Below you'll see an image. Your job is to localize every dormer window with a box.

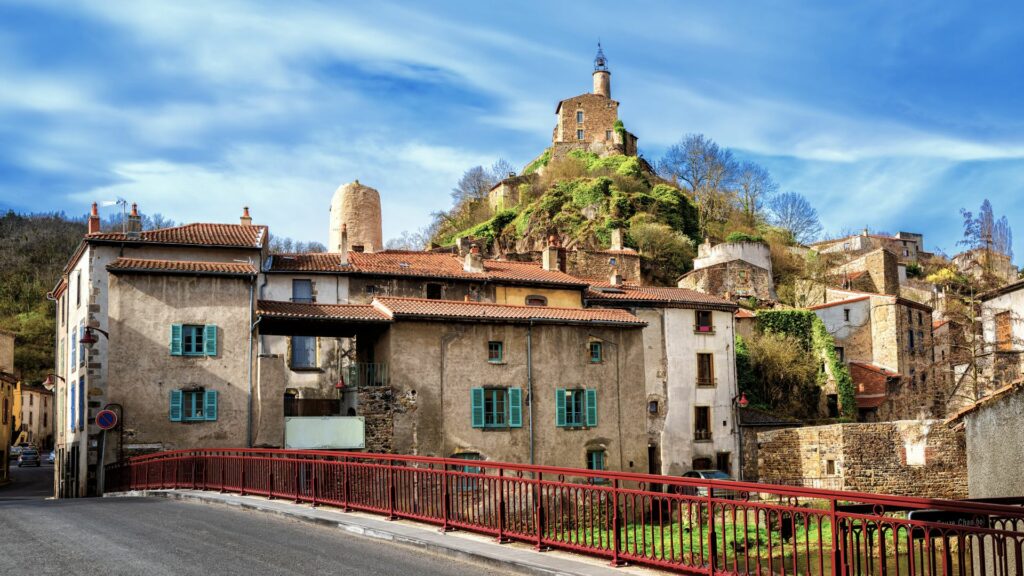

[525,295,547,307]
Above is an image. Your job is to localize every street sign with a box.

[908,510,989,539]
[96,409,118,430]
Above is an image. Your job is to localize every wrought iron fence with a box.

[344,362,388,387]
[105,449,1024,575]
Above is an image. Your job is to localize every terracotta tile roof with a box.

[849,362,899,409]
[87,223,267,248]
[373,297,645,326]
[980,278,1024,301]
[826,288,934,313]
[946,379,1024,424]
[585,284,737,311]
[107,258,257,276]
[735,308,757,319]
[268,251,588,287]
[933,319,949,330]
[256,300,391,322]
[807,296,870,311]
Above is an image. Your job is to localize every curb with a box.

[108,489,652,576]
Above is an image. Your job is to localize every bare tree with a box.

[385,229,430,251]
[489,158,517,181]
[451,166,496,204]
[269,236,326,254]
[656,134,737,237]
[768,192,823,244]
[734,161,777,227]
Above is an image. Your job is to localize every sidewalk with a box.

[108,489,669,576]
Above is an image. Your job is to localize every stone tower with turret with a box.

[551,43,637,157]
[329,180,383,253]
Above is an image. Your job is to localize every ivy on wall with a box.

[756,309,857,419]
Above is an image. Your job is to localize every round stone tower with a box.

[329,180,383,253]
[592,42,611,98]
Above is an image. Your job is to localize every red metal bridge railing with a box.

[104,449,1024,575]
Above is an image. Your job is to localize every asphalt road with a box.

[0,464,512,576]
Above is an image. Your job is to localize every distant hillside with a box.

[438,149,701,284]
[0,211,86,383]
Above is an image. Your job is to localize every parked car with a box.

[9,445,22,460]
[18,448,41,467]
[671,470,738,499]
[46,451,55,464]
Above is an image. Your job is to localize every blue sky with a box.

[2,1,1023,260]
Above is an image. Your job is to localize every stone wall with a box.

[0,330,13,374]
[555,93,619,147]
[329,181,383,253]
[358,387,396,453]
[566,249,642,285]
[678,260,775,304]
[757,420,967,499]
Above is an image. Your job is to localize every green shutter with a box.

[204,325,217,356]
[555,388,566,427]
[204,390,218,421]
[169,389,183,422]
[508,388,522,428]
[470,388,485,428]
[585,389,598,427]
[170,324,183,356]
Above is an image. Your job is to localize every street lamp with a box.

[78,327,109,345]
[42,374,66,389]
[735,392,749,409]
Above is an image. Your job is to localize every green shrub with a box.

[569,177,612,208]
[725,232,765,244]
[523,148,552,174]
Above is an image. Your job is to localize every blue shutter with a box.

[204,390,218,421]
[204,325,217,356]
[170,324,183,356]
[585,389,598,427]
[78,377,85,430]
[508,388,522,428]
[70,329,76,366]
[169,390,183,422]
[555,389,566,427]
[69,386,76,431]
[471,388,485,428]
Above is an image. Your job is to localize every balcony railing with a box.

[345,362,389,387]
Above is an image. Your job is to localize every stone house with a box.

[810,230,932,264]
[49,203,267,497]
[757,420,967,499]
[953,248,1018,287]
[486,173,537,212]
[947,380,1024,498]
[980,278,1024,385]
[678,240,776,305]
[12,382,53,449]
[829,248,901,295]
[809,288,938,420]
[255,297,650,474]
[584,283,741,477]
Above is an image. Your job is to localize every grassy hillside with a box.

[0,211,86,383]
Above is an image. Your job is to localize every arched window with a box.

[525,295,547,307]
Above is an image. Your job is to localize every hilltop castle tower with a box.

[329,180,383,253]
[551,43,637,156]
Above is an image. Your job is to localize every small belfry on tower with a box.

[592,42,610,98]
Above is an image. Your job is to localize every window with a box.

[576,111,584,123]
[556,388,597,427]
[716,452,731,475]
[291,279,313,303]
[587,450,605,472]
[697,353,715,386]
[488,341,503,363]
[170,324,217,356]
[169,388,218,422]
[75,271,81,308]
[907,329,915,352]
[996,311,1014,351]
[917,330,924,353]
[826,394,839,417]
[352,245,365,253]
[843,308,851,322]
[425,283,443,300]
[648,400,659,414]
[524,295,547,307]
[695,310,714,333]
[28,412,32,426]
[470,388,522,429]
[29,395,33,407]
[826,459,836,475]
[605,130,612,140]
[69,384,76,431]
[365,285,379,295]
[694,406,711,441]
[917,311,923,326]
[78,323,85,367]
[835,346,845,362]
[43,412,47,428]
[290,336,317,369]
[1,398,6,425]
[451,452,482,490]
[77,377,84,431]
[589,342,603,364]
[576,129,584,140]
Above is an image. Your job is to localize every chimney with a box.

[126,203,142,236]
[464,244,485,273]
[610,269,623,286]
[87,203,100,234]
[339,223,349,266]
[240,206,252,226]
[542,235,564,272]
[610,228,624,251]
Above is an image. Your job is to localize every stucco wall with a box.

[814,299,872,364]
[494,285,582,308]
[964,389,1024,498]
[380,321,648,474]
[694,241,773,273]
[0,331,13,373]
[105,273,254,456]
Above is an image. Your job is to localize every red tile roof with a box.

[807,296,870,311]
[107,258,257,276]
[585,284,737,311]
[268,251,588,287]
[373,297,645,326]
[256,300,390,322]
[849,362,899,409]
[933,319,949,330]
[735,308,757,319]
[256,297,645,327]
[88,223,267,248]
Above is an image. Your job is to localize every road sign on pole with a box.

[96,409,118,430]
